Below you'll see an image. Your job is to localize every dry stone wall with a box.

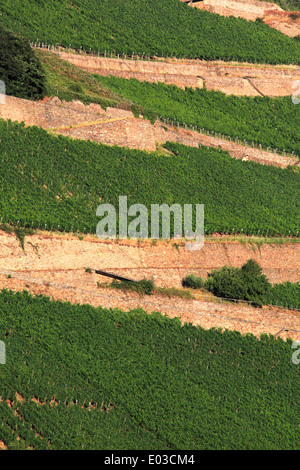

[57,51,300,97]
[1,230,299,338]
[0,95,298,167]
[0,230,299,288]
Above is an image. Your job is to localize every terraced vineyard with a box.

[0,290,299,450]
[0,0,299,453]
[2,0,300,63]
[95,75,300,157]
[0,120,299,236]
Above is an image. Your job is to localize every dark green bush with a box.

[206,259,271,306]
[204,277,214,292]
[182,273,204,289]
[111,278,155,296]
[0,25,46,100]
[240,259,271,305]
[207,266,248,300]
[184,261,299,309]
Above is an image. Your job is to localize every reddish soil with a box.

[0,230,299,340]
[0,441,7,450]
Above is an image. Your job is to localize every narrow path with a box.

[53,115,134,131]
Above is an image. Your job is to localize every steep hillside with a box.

[0,120,299,236]
[2,94,298,168]
[0,0,299,453]
[2,51,300,163]
[95,74,300,157]
[53,48,300,97]
[36,49,135,110]
[1,0,300,63]
[0,289,299,450]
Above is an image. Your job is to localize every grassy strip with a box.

[96,278,194,299]
[36,49,137,111]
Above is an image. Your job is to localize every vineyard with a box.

[0,0,299,453]
[30,49,300,159]
[266,281,300,310]
[0,289,299,450]
[0,120,299,236]
[1,0,300,64]
[96,75,300,157]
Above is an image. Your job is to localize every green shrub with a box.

[207,266,248,300]
[240,259,271,305]
[182,273,204,289]
[206,259,271,306]
[204,277,214,292]
[111,278,155,296]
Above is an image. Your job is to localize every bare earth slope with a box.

[0,230,299,340]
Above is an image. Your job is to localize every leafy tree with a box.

[208,266,248,301]
[207,259,271,306]
[240,259,271,305]
[0,25,46,100]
